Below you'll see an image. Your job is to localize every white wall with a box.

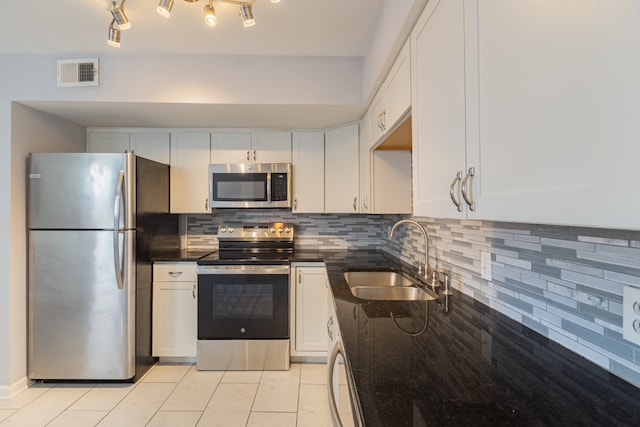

[1,103,85,397]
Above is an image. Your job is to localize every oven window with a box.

[213,173,267,201]
[213,284,273,319]
[198,273,289,340]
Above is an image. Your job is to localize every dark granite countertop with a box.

[151,248,215,262]
[322,250,640,426]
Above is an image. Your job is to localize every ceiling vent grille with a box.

[57,58,99,87]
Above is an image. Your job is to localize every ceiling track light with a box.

[109,0,275,47]
[204,1,218,27]
[239,3,255,27]
[111,0,131,30]
[157,0,175,18]
[107,18,121,48]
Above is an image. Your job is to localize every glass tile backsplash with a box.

[185,211,640,388]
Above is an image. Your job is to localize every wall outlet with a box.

[623,285,640,346]
[480,251,492,281]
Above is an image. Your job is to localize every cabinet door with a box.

[292,131,325,213]
[368,90,386,146]
[252,131,292,163]
[411,0,468,218]
[87,132,130,153]
[325,123,360,213]
[295,266,328,354]
[359,115,371,213]
[152,281,197,358]
[212,131,252,164]
[384,39,411,129]
[170,132,211,213]
[130,132,170,164]
[471,0,640,228]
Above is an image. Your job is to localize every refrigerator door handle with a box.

[113,170,125,290]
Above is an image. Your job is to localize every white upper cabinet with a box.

[359,115,372,213]
[412,0,640,229]
[212,131,291,164]
[292,131,325,213]
[369,40,412,146]
[87,132,130,153]
[470,0,640,228]
[325,123,360,213]
[384,39,412,130]
[211,131,253,163]
[412,0,470,218]
[252,131,292,163]
[130,132,170,164]
[170,132,211,213]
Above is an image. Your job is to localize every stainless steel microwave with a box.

[209,163,292,209]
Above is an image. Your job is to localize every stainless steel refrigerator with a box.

[28,152,179,381]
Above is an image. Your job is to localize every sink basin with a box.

[349,286,437,301]
[343,270,415,288]
[343,269,438,301]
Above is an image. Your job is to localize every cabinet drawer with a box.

[153,262,197,282]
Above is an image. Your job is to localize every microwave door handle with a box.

[266,172,272,203]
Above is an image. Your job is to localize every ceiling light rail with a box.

[108,0,281,47]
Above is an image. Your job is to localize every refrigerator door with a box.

[28,153,135,230]
[28,228,136,380]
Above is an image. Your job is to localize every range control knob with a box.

[285,227,291,233]
[270,227,276,233]
[278,227,284,234]
[228,227,234,233]
[219,226,227,233]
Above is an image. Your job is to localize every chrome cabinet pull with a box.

[205,197,208,210]
[294,198,298,210]
[252,150,257,162]
[353,197,357,211]
[449,171,463,212]
[461,167,476,211]
[246,150,250,161]
[192,284,196,299]
[168,271,183,278]
[298,270,302,284]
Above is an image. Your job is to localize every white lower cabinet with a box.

[152,262,197,358]
[291,264,328,358]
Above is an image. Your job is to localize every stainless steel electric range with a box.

[195,223,294,371]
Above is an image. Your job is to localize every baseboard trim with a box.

[0,376,32,400]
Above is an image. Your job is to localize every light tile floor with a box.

[0,363,333,427]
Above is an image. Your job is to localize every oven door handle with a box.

[196,265,290,275]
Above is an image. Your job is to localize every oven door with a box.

[196,264,289,340]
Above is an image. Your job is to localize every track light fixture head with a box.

[240,4,255,27]
[107,19,121,47]
[111,0,131,30]
[204,1,218,27]
[157,0,175,18]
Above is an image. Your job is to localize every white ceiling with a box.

[4,0,387,129]
[1,0,382,56]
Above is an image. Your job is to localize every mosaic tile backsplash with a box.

[185,210,640,388]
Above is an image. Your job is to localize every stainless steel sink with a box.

[349,286,437,301]
[343,269,438,301]
[343,270,415,288]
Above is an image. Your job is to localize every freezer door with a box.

[28,229,136,380]
[28,153,135,230]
